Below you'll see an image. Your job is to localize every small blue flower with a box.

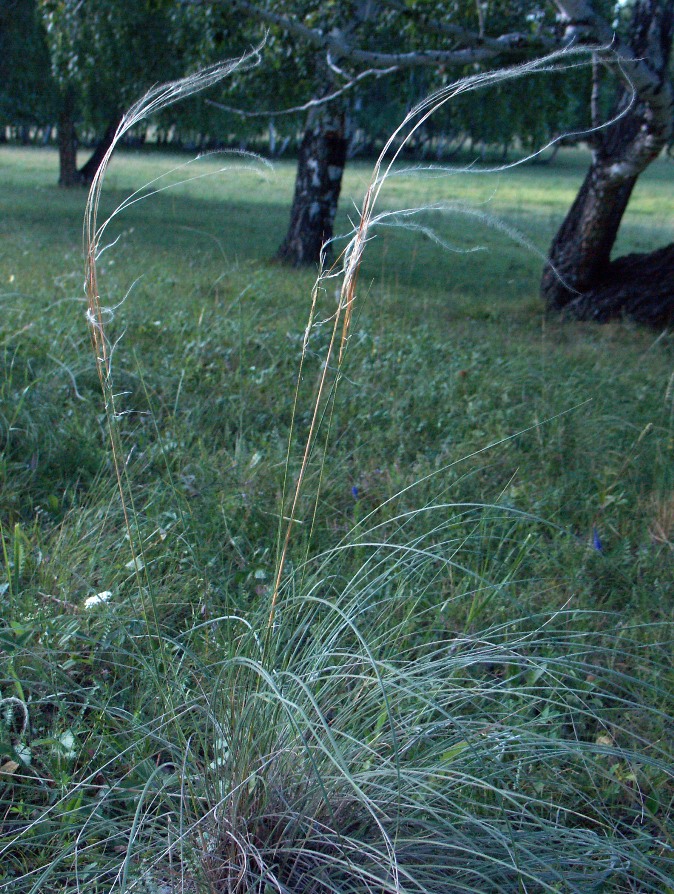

[351,485,359,500]
[592,527,603,552]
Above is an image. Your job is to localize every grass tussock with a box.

[1,52,674,893]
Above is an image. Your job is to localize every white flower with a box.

[14,743,31,765]
[57,730,77,760]
[84,591,112,608]
[125,557,145,572]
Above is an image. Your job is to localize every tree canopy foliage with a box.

[3,0,594,155]
[0,0,55,131]
[2,0,672,321]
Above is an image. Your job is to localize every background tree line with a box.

[0,0,672,322]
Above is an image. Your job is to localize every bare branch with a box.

[206,61,398,118]
[556,0,672,94]
[335,39,535,68]
[221,0,556,68]
[228,0,330,49]
[590,52,602,132]
[376,0,482,41]
[555,0,674,154]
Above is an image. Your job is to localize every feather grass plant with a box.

[1,45,673,894]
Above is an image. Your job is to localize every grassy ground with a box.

[1,144,673,892]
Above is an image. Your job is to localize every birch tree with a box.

[224,0,556,267]
[219,0,674,324]
[542,0,674,323]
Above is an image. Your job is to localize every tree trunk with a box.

[562,243,674,324]
[58,89,121,188]
[78,115,122,185]
[541,159,639,312]
[542,0,674,324]
[58,89,81,187]
[276,111,348,267]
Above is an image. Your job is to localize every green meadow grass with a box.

[1,145,673,891]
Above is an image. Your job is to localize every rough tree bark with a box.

[58,88,80,187]
[276,109,348,267]
[78,115,122,184]
[58,92,121,188]
[542,0,674,324]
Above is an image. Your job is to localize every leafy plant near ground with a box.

[1,59,673,893]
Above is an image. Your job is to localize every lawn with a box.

[1,144,673,892]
